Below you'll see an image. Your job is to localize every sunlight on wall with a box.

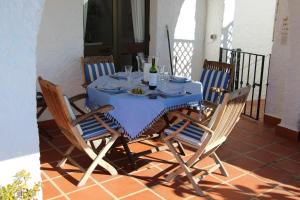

[173,0,196,78]
[223,0,235,27]
[174,0,196,40]
[221,0,235,49]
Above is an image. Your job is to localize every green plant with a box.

[0,170,41,200]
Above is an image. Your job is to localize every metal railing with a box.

[219,48,271,120]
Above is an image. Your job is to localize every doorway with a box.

[84,0,150,71]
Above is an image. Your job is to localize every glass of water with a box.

[161,71,170,90]
[125,65,133,81]
[157,65,165,87]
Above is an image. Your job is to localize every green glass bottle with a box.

[149,57,158,90]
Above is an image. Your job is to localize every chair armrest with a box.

[72,105,114,126]
[166,107,199,124]
[82,83,89,89]
[210,87,228,94]
[183,107,200,114]
[68,93,88,115]
[171,111,214,134]
[69,93,87,103]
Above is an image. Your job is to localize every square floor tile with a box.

[251,166,293,185]
[178,172,223,192]
[130,166,164,187]
[52,172,94,193]
[229,174,276,195]
[42,181,61,199]
[40,149,63,164]
[41,162,76,179]
[258,187,299,200]
[91,170,120,183]
[211,162,246,182]
[242,135,275,147]
[227,156,265,172]
[51,196,68,200]
[151,180,197,200]
[121,190,161,200]
[280,179,300,197]
[289,152,300,163]
[274,159,300,174]
[247,149,280,164]
[226,141,257,154]
[102,176,145,198]
[68,185,114,200]
[264,144,297,157]
[206,184,255,200]
[216,146,240,161]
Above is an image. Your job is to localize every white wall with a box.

[266,0,300,132]
[37,0,84,120]
[150,0,207,81]
[220,0,235,50]
[232,0,277,55]
[222,0,276,100]
[204,0,224,61]
[0,0,45,192]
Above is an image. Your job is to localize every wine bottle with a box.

[149,57,158,90]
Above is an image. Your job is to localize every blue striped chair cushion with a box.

[200,69,230,103]
[84,62,116,83]
[63,96,118,140]
[79,115,118,140]
[165,120,204,146]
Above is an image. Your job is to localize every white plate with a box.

[96,87,127,94]
[158,89,186,97]
[169,76,191,83]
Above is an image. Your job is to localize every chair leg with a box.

[176,141,186,156]
[57,145,75,167]
[166,146,203,182]
[78,134,119,187]
[165,140,205,196]
[210,152,229,177]
[120,135,136,170]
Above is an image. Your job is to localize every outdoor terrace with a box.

[39,117,300,200]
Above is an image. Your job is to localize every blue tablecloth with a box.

[86,73,203,139]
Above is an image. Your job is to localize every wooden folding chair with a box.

[162,86,251,196]
[81,55,115,88]
[186,60,235,124]
[38,77,121,186]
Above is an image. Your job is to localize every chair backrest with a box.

[204,86,251,153]
[200,59,235,103]
[81,55,116,86]
[38,77,88,151]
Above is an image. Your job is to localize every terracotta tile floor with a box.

[39,117,300,200]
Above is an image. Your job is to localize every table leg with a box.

[120,135,137,170]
